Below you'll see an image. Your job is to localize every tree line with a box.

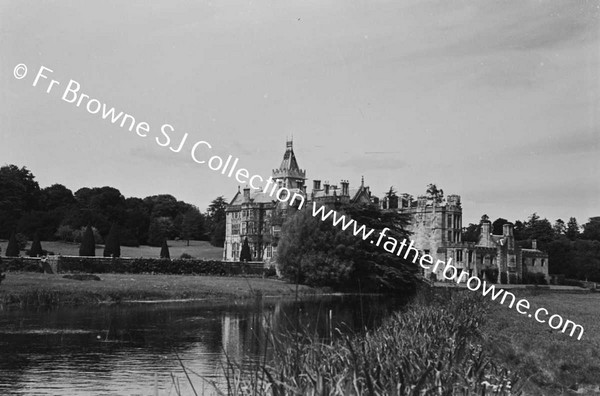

[0,164,227,251]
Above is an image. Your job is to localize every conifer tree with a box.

[6,232,19,257]
[160,239,170,259]
[240,237,252,262]
[29,232,43,257]
[103,223,121,258]
[79,225,96,256]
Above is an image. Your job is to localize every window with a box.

[424,249,430,255]
[266,246,272,258]
[541,259,545,267]
[232,224,240,235]
[456,250,463,262]
[532,258,536,266]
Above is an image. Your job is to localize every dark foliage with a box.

[207,196,227,247]
[239,237,252,262]
[160,240,170,259]
[277,202,418,293]
[29,232,43,257]
[6,233,20,257]
[103,223,121,258]
[79,225,96,257]
[52,256,264,276]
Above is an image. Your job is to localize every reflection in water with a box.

[0,294,405,395]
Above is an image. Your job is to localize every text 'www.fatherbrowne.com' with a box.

[311,202,585,340]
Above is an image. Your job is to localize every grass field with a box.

[0,272,316,306]
[0,239,223,260]
[482,291,600,395]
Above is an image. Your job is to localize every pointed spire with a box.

[361,176,364,187]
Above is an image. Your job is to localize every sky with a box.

[1,0,599,225]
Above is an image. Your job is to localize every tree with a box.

[207,196,227,247]
[181,208,204,246]
[0,165,41,238]
[492,218,509,235]
[582,217,600,242]
[426,183,444,203]
[277,202,418,292]
[513,220,526,240]
[29,232,43,257]
[79,225,96,256]
[147,217,174,247]
[103,223,121,258]
[462,223,479,242]
[566,217,580,241]
[240,237,252,262]
[6,233,20,257]
[553,219,566,237]
[160,239,170,259]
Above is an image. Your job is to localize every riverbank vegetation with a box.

[217,289,521,395]
[0,273,316,307]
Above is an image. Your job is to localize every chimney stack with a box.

[313,180,321,191]
[340,180,349,196]
[480,220,491,245]
[503,223,514,237]
[324,181,330,195]
[243,186,251,202]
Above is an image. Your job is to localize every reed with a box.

[218,289,522,395]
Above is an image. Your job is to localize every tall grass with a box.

[217,289,522,395]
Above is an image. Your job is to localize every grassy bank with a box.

[0,272,316,307]
[218,289,520,395]
[482,291,600,395]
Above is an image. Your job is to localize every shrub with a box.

[160,240,170,259]
[180,253,193,259]
[6,233,20,257]
[563,278,584,287]
[103,223,120,258]
[483,268,498,283]
[500,272,508,284]
[265,265,277,278]
[53,257,264,276]
[29,233,43,257]
[508,273,518,284]
[79,225,96,256]
[522,271,548,285]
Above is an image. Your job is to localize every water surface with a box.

[0,295,405,395]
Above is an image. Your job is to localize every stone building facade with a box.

[223,140,376,263]
[381,193,549,284]
[223,139,549,284]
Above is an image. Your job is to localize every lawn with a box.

[0,239,223,260]
[0,272,316,306]
[482,291,600,395]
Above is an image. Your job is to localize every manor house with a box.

[223,140,549,284]
[223,140,375,263]
[380,194,549,284]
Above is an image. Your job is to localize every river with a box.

[0,294,405,395]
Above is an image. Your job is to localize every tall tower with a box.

[272,139,306,190]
